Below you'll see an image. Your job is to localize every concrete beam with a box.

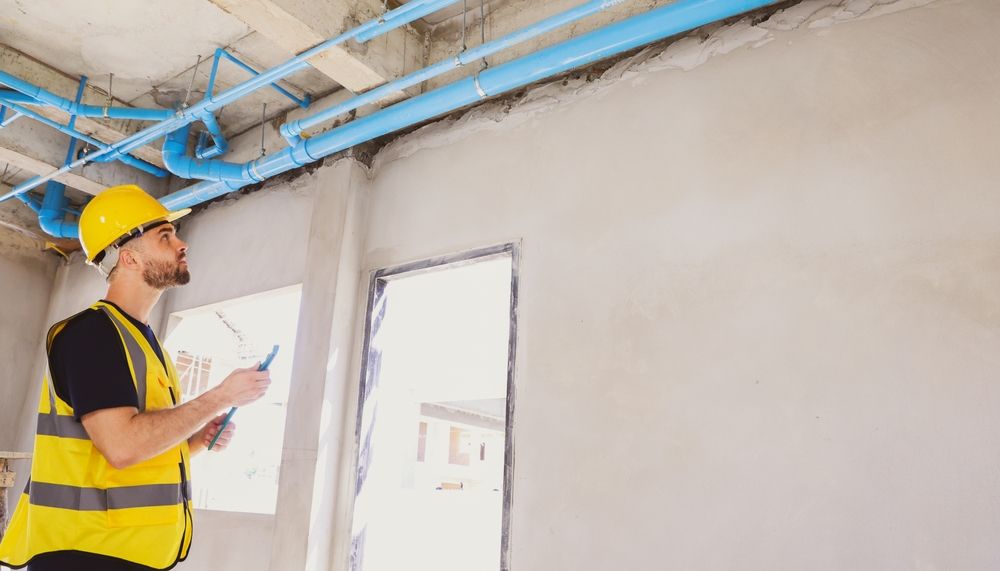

[0,45,166,168]
[0,146,105,195]
[208,0,425,96]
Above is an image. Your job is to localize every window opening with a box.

[351,245,517,571]
[164,285,302,514]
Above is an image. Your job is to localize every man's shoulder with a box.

[51,306,117,346]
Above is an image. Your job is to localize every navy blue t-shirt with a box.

[48,300,166,419]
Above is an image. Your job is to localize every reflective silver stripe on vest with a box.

[99,306,148,412]
[28,481,189,511]
[45,362,57,413]
[36,412,90,440]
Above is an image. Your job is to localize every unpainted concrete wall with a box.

[0,248,55,451]
[351,0,1000,569]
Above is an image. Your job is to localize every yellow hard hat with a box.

[79,184,191,262]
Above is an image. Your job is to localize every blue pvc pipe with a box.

[13,192,41,213]
[282,0,624,143]
[37,77,88,239]
[1,0,461,201]
[162,124,261,183]
[0,90,38,105]
[0,96,168,178]
[163,0,779,209]
[194,111,228,159]
[195,0,458,110]
[207,49,310,108]
[0,110,21,127]
[0,72,173,121]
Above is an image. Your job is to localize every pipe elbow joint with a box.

[279,122,301,144]
[37,210,79,239]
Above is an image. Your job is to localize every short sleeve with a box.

[48,310,140,420]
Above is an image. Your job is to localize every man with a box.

[0,185,272,570]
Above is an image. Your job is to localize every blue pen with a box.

[207,344,279,450]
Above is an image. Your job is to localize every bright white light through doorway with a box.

[352,246,517,571]
[164,286,301,514]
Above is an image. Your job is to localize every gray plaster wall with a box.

[0,248,56,451]
[349,0,1000,569]
[7,255,109,506]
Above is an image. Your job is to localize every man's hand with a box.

[189,413,237,456]
[215,363,271,408]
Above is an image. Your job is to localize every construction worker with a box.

[0,185,272,570]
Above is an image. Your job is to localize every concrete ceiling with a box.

[0,0,678,246]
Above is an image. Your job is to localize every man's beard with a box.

[143,258,190,289]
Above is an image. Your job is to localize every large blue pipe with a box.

[162,124,261,183]
[0,72,173,121]
[282,0,626,144]
[0,90,38,105]
[1,0,463,201]
[163,0,779,209]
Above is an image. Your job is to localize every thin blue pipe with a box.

[0,96,168,178]
[283,0,626,143]
[0,106,22,128]
[195,0,458,109]
[163,0,780,209]
[208,49,310,108]
[0,72,173,121]
[1,0,460,201]
[18,194,42,213]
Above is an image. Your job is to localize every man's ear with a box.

[117,246,141,270]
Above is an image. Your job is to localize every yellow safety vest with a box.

[0,301,194,570]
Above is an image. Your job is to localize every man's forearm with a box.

[128,389,227,463]
[100,389,227,468]
[83,364,268,469]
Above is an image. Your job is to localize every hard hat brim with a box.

[164,208,192,223]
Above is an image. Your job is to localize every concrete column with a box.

[268,158,370,571]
